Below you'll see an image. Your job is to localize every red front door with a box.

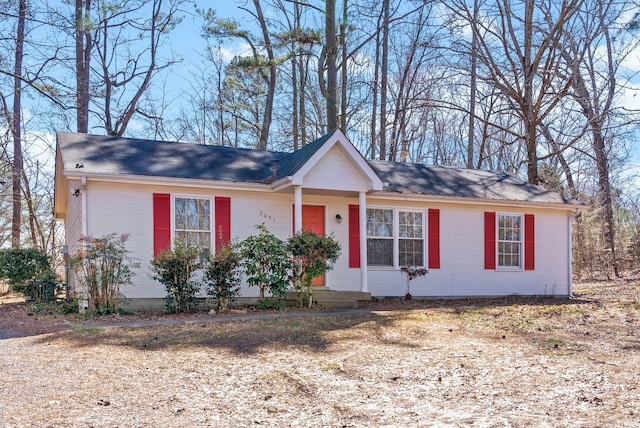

[293,204,326,286]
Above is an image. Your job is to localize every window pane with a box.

[175,198,212,249]
[176,198,211,231]
[367,209,393,237]
[399,211,422,238]
[175,198,186,229]
[367,238,393,266]
[176,231,211,249]
[399,239,424,267]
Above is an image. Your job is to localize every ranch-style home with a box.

[54,129,583,306]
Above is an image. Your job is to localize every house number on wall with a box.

[259,210,276,222]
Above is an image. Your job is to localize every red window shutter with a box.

[524,214,535,270]
[153,193,171,257]
[428,209,440,269]
[484,212,496,269]
[215,197,231,251]
[348,204,360,268]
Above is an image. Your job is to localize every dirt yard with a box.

[1,277,639,427]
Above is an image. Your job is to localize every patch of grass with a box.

[538,305,585,316]
[262,319,302,328]
[320,360,344,374]
[73,326,105,334]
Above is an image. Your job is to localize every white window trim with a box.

[366,206,426,270]
[171,194,214,249]
[496,212,524,271]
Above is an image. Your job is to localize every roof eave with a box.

[62,171,275,192]
[370,190,585,211]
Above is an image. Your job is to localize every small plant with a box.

[23,272,63,303]
[242,224,292,304]
[204,241,242,314]
[150,241,202,313]
[288,231,341,308]
[400,266,428,300]
[255,298,286,310]
[70,234,138,313]
[56,297,81,315]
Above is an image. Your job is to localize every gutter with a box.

[369,191,585,211]
[62,171,275,192]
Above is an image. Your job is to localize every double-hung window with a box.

[174,197,212,249]
[399,211,424,267]
[366,208,425,267]
[366,208,394,266]
[497,214,522,269]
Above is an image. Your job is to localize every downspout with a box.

[568,211,574,298]
[359,191,368,292]
[80,176,89,312]
[81,176,87,238]
[294,186,302,234]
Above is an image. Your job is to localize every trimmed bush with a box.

[288,231,341,307]
[151,241,202,313]
[241,224,292,303]
[204,241,242,314]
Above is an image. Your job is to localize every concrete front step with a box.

[286,288,371,308]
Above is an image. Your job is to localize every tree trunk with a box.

[75,0,91,134]
[523,0,540,185]
[467,0,478,169]
[253,0,275,150]
[11,0,26,248]
[379,0,389,160]
[339,0,348,131]
[369,11,382,159]
[325,0,338,131]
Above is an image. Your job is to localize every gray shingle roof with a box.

[369,160,578,204]
[57,132,288,183]
[57,132,581,206]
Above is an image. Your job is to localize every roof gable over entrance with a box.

[271,129,384,192]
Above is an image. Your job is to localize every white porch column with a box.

[294,185,303,234]
[359,191,368,292]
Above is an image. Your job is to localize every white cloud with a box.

[217,42,253,63]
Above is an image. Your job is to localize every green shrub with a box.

[70,233,138,313]
[255,298,286,310]
[23,272,62,303]
[151,241,202,313]
[288,231,341,308]
[241,224,292,303]
[0,248,52,293]
[204,241,242,314]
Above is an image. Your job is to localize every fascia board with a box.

[369,191,585,211]
[61,171,274,192]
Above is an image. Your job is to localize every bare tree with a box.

[324,0,338,131]
[447,0,580,184]
[94,0,182,136]
[559,0,640,277]
[10,0,26,247]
